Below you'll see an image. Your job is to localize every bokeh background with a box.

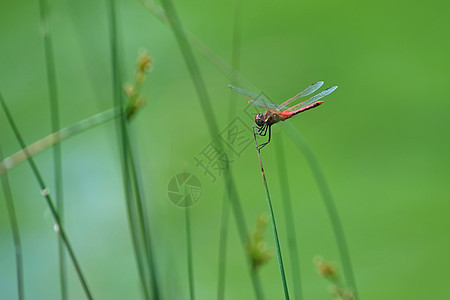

[1,0,449,299]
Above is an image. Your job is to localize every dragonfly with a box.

[228,81,338,150]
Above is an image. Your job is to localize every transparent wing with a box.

[274,81,324,112]
[228,84,278,110]
[287,86,338,112]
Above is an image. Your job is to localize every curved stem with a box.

[0,147,24,300]
[282,122,358,298]
[106,0,151,298]
[159,0,264,298]
[0,107,119,175]
[1,93,93,299]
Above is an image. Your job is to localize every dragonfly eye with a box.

[254,113,264,127]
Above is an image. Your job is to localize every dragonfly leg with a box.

[257,125,271,150]
[259,125,268,136]
[252,124,272,150]
[253,124,266,136]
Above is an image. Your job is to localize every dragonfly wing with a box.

[274,81,324,111]
[287,86,338,112]
[250,100,280,110]
[228,84,277,110]
[228,84,258,100]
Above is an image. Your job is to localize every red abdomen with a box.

[280,101,324,119]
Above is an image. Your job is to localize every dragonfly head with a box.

[254,113,265,127]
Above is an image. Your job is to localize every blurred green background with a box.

[1,0,449,299]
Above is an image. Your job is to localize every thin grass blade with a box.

[0,92,93,299]
[274,136,303,300]
[0,147,24,300]
[0,107,119,175]
[282,122,358,298]
[253,133,290,300]
[159,0,264,298]
[105,0,151,298]
[37,0,66,296]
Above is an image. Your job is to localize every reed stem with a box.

[37,0,67,296]
[0,107,119,175]
[159,0,264,298]
[282,122,358,298]
[274,136,303,300]
[253,132,290,300]
[0,92,93,299]
[185,208,195,300]
[127,135,160,299]
[216,193,229,300]
[0,147,24,300]
[106,0,151,298]
[217,0,242,297]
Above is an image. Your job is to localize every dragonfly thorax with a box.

[255,112,282,127]
[254,113,265,127]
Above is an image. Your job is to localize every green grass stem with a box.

[105,0,151,298]
[0,107,119,175]
[282,122,358,299]
[0,147,24,300]
[274,136,303,300]
[217,0,242,298]
[143,1,355,297]
[140,0,254,89]
[126,134,160,299]
[0,92,93,299]
[217,192,230,300]
[143,3,357,296]
[185,208,195,300]
[37,0,66,296]
[158,0,264,298]
[120,126,151,300]
[253,133,290,300]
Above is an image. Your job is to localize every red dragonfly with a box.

[228,81,338,150]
